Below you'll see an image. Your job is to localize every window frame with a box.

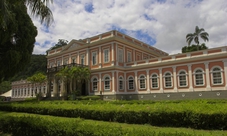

[163,72,172,88]
[119,76,124,90]
[118,48,123,62]
[193,68,205,86]
[138,74,146,89]
[103,49,109,63]
[128,76,134,90]
[92,51,97,65]
[92,77,98,91]
[177,70,188,87]
[80,55,85,65]
[150,73,159,89]
[210,66,223,85]
[127,51,132,62]
[103,75,111,91]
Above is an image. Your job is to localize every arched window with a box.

[139,75,146,89]
[92,77,98,91]
[178,71,187,87]
[119,76,124,90]
[212,67,222,85]
[194,69,204,86]
[128,76,134,90]
[164,72,172,88]
[151,74,158,88]
[104,76,110,90]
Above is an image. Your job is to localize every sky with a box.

[30,0,227,55]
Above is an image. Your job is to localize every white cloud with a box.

[31,0,227,55]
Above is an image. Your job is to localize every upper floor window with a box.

[127,51,131,62]
[164,72,172,88]
[104,49,109,63]
[151,74,158,88]
[118,48,123,62]
[139,75,146,89]
[128,76,134,90]
[194,69,204,86]
[80,55,85,65]
[119,76,124,90]
[63,59,68,65]
[211,67,222,85]
[92,52,97,65]
[178,71,187,87]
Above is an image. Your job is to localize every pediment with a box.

[61,40,85,52]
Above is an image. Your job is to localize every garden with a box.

[0,98,227,136]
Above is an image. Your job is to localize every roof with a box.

[0,90,12,97]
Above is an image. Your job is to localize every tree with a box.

[0,0,53,29]
[186,26,209,50]
[0,81,11,95]
[46,39,68,54]
[75,67,90,95]
[27,72,47,96]
[182,43,208,53]
[0,2,38,82]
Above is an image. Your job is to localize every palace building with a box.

[11,30,227,100]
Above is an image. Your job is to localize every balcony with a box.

[47,63,88,73]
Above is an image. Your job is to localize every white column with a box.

[116,43,118,66]
[135,71,138,92]
[124,72,127,93]
[111,43,114,66]
[173,66,178,92]
[188,64,194,91]
[99,47,102,68]
[133,49,135,61]
[116,71,118,93]
[61,56,63,65]
[86,48,89,65]
[146,70,150,93]
[69,54,72,64]
[204,62,211,91]
[112,71,115,93]
[159,68,164,93]
[223,60,227,90]
[99,73,102,92]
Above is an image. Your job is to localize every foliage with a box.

[181,43,208,53]
[10,55,47,81]
[0,0,53,29]
[1,99,227,130]
[0,81,11,95]
[27,72,47,85]
[0,111,226,136]
[186,26,209,46]
[0,1,37,81]
[46,39,68,54]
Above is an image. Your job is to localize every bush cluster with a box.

[0,99,227,130]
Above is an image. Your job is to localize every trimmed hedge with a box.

[0,100,227,130]
[0,112,208,136]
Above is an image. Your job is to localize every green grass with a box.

[0,111,226,136]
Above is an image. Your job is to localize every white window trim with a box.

[118,48,123,62]
[92,51,97,65]
[128,76,134,90]
[119,76,124,90]
[102,75,111,91]
[71,57,76,63]
[163,71,173,88]
[103,49,110,63]
[138,74,146,89]
[177,70,188,87]
[150,73,159,89]
[127,51,132,62]
[193,68,205,86]
[210,66,224,85]
[91,76,98,92]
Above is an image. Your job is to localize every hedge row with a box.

[0,100,227,130]
[0,112,209,136]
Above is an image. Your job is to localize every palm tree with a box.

[186,26,209,50]
[0,0,53,29]
[76,67,90,95]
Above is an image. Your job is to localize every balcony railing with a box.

[47,63,88,73]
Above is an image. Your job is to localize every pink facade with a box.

[44,30,227,96]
